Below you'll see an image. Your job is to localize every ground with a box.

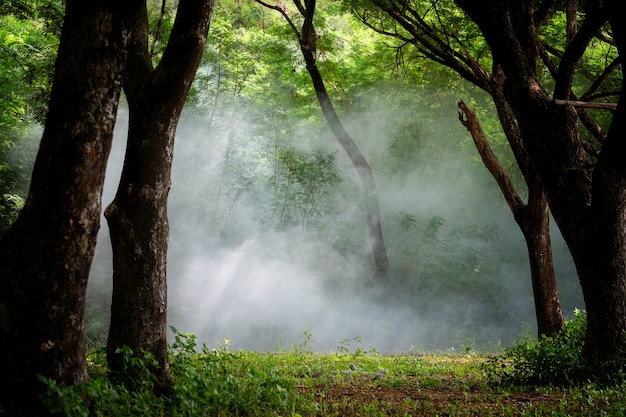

[293,355,611,416]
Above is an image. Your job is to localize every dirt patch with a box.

[318,384,562,415]
[299,371,568,416]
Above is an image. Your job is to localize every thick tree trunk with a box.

[582,32,626,366]
[455,0,626,370]
[0,0,129,409]
[105,106,174,390]
[105,0,214,391]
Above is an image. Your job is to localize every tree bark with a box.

[455,0,626,370]
[0,0,129,409]
[582,0,626,366]
[105,0,214,391]
[458,102,564,336]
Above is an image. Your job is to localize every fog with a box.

[88,86,583,353]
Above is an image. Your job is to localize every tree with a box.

[350,0,567,336]
[457,101,564,336]
[256,0,391,279]
[104,0,215,390]
[0,0,131,409]
[455,0,625,372]
[362,0,624,369]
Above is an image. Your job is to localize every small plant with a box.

[337,335,366,357]
[296,328,315,353]
[38,346,165,417]
[167,327,312,417]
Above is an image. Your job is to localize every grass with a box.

[34,322,626,417]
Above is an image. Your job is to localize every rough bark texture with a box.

[0,0,129,410]
[582,0,626,367]
[105,0,214,391]
[517,174,564,337]
[455,0,626,370]
[458,102,563,336]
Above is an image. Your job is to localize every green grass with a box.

[33,318,626,416]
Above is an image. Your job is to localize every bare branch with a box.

[458,101,525,214]
[553,99,617,111]
[255,0,301,38]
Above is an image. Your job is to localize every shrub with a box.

[484,309,591,387]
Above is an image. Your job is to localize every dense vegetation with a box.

[1,0,624,415]
[27,314,626,416]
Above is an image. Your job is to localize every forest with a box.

[0,0,625,415]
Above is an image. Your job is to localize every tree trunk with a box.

[455,0,626,370]
[274,0,391,279]
[300,40,390,280]
[105,0,214,391]
[0,0,129,409]
[517,173,564,336]
[458,102,564,336]
[582,10,626,363]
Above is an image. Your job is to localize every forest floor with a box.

[307,373,564,415]
[66,344,626,416]
[288,354,622,416]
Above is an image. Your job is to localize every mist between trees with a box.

[86,79,582,353]
[1,0,585,354]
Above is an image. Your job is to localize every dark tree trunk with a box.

[582,4,626,363]
[0,0,129,410]
[458,102,564,336]
[517,173,564,336]
[455,0,626,370]
[105,0,214,391]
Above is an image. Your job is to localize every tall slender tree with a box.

[0,0,131,409]
[105,0,215,390]
[256,0,391,280]
[458,101,564,336]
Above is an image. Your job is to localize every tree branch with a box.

[255,0,301,38]
[457,101,524,213]
[553,99,617,111]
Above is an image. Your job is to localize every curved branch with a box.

[256,0,301,38]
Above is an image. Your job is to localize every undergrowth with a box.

[39,328,315,417]
[23,318,626,417]
[483,309,626,387]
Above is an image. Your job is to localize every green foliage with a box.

[167,328,315,416]
[0,6,59,234]
[37,331,312,417]
[39,347,166,417]
[273,147,341,228]
[483,310,596,387]
[0,12,58,123]
[390,210,502,296]
[30,331,626,417]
